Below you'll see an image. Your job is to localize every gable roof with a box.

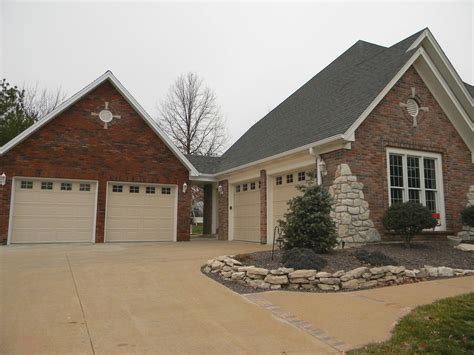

[193,28,473,175]
[185,155,221,175]
[0,71,199,176]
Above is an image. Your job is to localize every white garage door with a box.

[233,181,260,242]
[105,183,176,242]
[272,171,306,231]
[9,178,97,243]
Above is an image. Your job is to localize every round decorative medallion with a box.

[405,98,419,118]
[99,109,113,123]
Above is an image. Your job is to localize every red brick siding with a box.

[260,170,267,244]
[322,66,474,240]
[217,180,229,240]
[0,80,191,243]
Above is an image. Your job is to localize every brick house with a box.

[188,28,474,245]
[1,28,473,245]
[0,74,197,244]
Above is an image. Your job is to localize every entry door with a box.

[105,183,176,242]
[10,178,97,243]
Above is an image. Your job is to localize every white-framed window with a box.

[250,182,256,190]
[129,185,140,193]
[275,176,282,185]
[242,183,248,192]
[297,171,306,181]
[41,181,53,190]
[146,186,156,194]
[386,148,445,228]
[235,185,240,193]
[61,182,72,191]
[112,184,123,193]
[79,183,91,192]
[161,187,171,195]
[286,174,293,184]
[20,180,33,189]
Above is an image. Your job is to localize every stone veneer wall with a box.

[457,185,474,240]
[329,164,380,244]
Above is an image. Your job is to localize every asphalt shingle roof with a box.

[189,29,471,175]
[186,155,221,174]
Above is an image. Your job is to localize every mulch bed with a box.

[203,241,473,294]
[237,241,474,272]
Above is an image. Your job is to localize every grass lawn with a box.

[192,224,203,235]
[350,293,474,354]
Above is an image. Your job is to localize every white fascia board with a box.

[344,48,473,143]
[419,48,474,131]
[106,74,199,176]
[212,134,347,178]
[408,29,474,107]
[0,71,113,156]
[0,71,199,176]
[344,48,423,139]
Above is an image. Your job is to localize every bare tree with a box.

[157,72,227,156]
[22,84,67,121]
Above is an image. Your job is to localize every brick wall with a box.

[321,66,474,239]
[260,169,267,244]
[0,80,191,243]
[217,180,229,240]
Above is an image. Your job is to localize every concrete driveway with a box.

[1,241,473,354]
[0,241,338,354]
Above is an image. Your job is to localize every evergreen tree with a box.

[278,172,338,253]
[0,79,35,146]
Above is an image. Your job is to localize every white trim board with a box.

[385,147,446,231]
[0,71,199,176]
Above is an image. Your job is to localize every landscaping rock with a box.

[289,270,317,278]
[318,284,339,291]
[248,279,270,289]
[264,275,289,285]
[231,272,245,280]
[341,266,368,281]
[319,277,340,285]
[437,266,454,277]
[211,260,224,270]
[341,279,360,289]
[316,272,332,278]
[455,243,474,252]
[424,265,439,277]
[289,277,310,284]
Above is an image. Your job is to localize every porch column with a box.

[260,170,267,244]
[203,184,213,235]
[217,180,229,240]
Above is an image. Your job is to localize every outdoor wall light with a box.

[182,182,188,193]
[0,172,6,186]
[217,184,224,195]
[319,159,327,176]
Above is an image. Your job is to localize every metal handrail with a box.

[271,226,282,260]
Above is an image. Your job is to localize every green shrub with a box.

[461,205,474,227]
[383,201,437,247]
[282,247,327,270]
[354,249,398,266]
[278,174,337,253]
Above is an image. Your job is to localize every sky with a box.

[1,1,472,149]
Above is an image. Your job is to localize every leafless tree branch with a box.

[156,72,227,156]
[22,84,67,121]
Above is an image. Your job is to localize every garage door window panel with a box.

[61,182,72,191]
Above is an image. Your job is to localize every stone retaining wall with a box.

[203,256,474,291]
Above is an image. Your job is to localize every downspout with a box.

[309,147,322,185]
